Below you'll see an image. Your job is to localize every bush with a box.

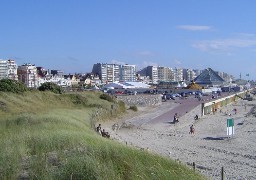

[129,105,138,111]
[38,82,63,94]
[68,94,88,105]
[99,93,115,102]
[0,79,28,93]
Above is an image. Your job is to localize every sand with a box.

[102,96,256,180]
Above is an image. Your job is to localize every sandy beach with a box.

[103,95,256,180]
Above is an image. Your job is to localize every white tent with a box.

[181,82,187,88]
[176,82,181,88]
[102,81,150,89]
[102,82,126,89]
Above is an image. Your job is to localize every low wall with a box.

[116,94,162,107]
[202,91,247,115]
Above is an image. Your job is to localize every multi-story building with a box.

[120,64,136,82]
[173,67,183,82]
[168,68,175,81]
[157,66,171,81]
[193,69,203,77]
[18,63,39,88]
[92,63,120,83]
[51,70,64,78]
[146,66,158,84]
[0,59,18,80]
[183,69,196,82]
[217,71,234,83]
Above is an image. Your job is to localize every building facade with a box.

[120,64,136,82]
[146,66,158,84]
[18,63,39,88]
[0,59,18,80]
[92,63,120,83]
[157,66,171,81]
[173,67,183,82]
[183,69,196,82]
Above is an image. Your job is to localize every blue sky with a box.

[0,0,256,80]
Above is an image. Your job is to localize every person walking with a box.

[96,124,102,135]
[189,125,195,135]
[173,113,179,123]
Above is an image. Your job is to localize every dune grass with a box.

[0,91,204,179]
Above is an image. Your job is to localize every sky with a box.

[0,0,256,80]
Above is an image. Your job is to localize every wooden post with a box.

[193,162,195,171]
[221,167,224,180]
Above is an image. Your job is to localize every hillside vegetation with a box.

[0,91,204,179]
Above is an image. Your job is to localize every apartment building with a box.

[146,66,158,84]
[120,64,136,82]
[92,63,120,83]
[217,71,234,82]
[18,63,39,88]
[173,67,183,82]
[0,59,18,80]
[183,69,196,82]
[157,66,170,81]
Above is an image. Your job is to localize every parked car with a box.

[115,91,123,94]
[166,94,175,100]
[124,90,135,95]
[180,92,188,97]
[172,93,181,97]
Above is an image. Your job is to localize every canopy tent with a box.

[102,82,126,89]
[181,82,187,88]
[102,82,150,89]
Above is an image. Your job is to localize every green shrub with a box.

[68,94,88,105]
[118,101,126,113]
[0,79,28,93]
[99,93,115,102]
[38,82,63,94]
[129,105,138,111]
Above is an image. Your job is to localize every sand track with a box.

[103,97,256,180]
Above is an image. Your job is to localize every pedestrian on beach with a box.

[173,113,179,123]
[96,124,102,135]
[189,125,195,135]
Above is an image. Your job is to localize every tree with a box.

[38,82,63,94]
[0,79,28,93]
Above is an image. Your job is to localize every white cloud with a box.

[177,25,212,31]
[192,34,256,52]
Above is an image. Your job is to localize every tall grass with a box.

[0,91,204,179]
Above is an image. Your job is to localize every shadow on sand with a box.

[165,121,179,124]
[203,137,229,141]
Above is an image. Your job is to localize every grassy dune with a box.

[0,91,204,179]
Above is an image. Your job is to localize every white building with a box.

[0,59,18,80]
[18,63,39,88]
[157,66,171,81]
[183,69,196,82]
[146,66,158,84]
[92,63,120,83]
[173,67,183,82]
[120,64,136,82]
